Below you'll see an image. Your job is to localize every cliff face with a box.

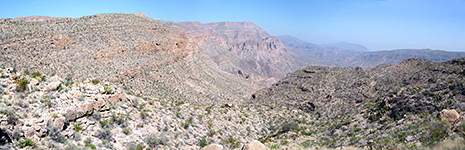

[175,21,305,81]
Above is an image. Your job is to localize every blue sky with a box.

[1,0,464,51]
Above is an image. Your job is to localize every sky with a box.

[1,0,464,51]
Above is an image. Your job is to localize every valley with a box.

[0,13,464,149]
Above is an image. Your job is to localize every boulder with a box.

[440,109,460,122]
[30,78,39,85]
[46,81,61,91]
[49,75,61,82]
[109,92,126,105]
[242,140,269,150]
[48,117,66,130]
[201,144,223,150]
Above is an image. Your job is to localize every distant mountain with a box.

[349,49,465,68]
[279,35,465,69]
[277,35,364,67]
[321,42,369,52]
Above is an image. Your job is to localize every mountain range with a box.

[278,35,465,69]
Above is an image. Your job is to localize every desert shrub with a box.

[73,132,81,141]
[99,119,112,129]
[301,140,313,148]
[146,137,167,148]
[183,117,193,129]
[47,125,66,143]
[23,70,30,75]
[111,113,127,126]
[199,136,210,148]
[281,121,299,133]
[270,143,281,149]
[91,79,100,84]
[16,78,28,92]
[123,127,132,135]
[1,108,18,125]
[57,83,63,91]
[92,111,102,121]
[223,136,241,149]
[84,137,92,146]
[74,123,82,132]
[88,144,96,150]
[44,98,52,107]
[31,72,45,81]
[103,84,113,94]
[420,120,450,145]
[207,130,216,137]
[64,74,73,86]
[20,138,35,148]
[95,129,113,141]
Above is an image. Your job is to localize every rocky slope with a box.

[252,58,465,149]
[2,58,464,149]
[0,13,283,105]
[0,66,314,149]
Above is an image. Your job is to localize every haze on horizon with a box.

[1,0,464,51]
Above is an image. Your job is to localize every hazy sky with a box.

[1,0,464,51]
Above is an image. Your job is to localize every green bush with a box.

[74,123,82,132]
[47,125,66,143]
[223,136,241,148]
[84,137,92,146]
[31,72,45,81]
[281,121,299,133]
[91,79,100,84]
[420,120,450,145]
[301,140,313,148]
[16,78,28,92]
[88,144,96,150]
[22,138,35,147]
[199,136,209,148]
[44,98,52,107]
[64,74,73,86]
[104,84,113,94]
[147,137,167,148]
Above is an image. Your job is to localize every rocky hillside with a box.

[0,66,319,149]
[252,58,465,149]
[0,13,286,104]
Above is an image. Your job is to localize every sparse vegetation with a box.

[16,78,28,92]
[91,79,100,84]
[104,83,114,94]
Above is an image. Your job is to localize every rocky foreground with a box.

[0,66,317,149]
[2,59,465,150]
